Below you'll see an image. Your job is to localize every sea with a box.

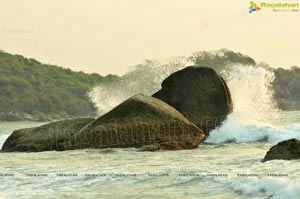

[0,66,299,199]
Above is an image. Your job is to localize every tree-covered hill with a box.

[0,50,118,121]
[0,49,299,122]
[272,66,300,110]
[190,49,300,110]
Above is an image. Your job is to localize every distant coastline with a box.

[0,49,299,122]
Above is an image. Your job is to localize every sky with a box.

[0,0,299,75]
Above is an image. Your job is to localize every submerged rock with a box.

[263,139,300,162]
[60,94,205,151]
[153,66,233,135]
[2,118,94,152]
[138,144,161,152]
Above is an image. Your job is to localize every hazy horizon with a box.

[0,0,299,75]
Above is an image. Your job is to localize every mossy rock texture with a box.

[263,139,300,162]
[153,66,233,135]
[2,118,94,152]
[60,94,205,151]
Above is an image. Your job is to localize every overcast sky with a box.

[0,0,299,75]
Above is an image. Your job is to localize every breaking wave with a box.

[206,66,300,144]
[88,54,299,145]
[88,58,190,114]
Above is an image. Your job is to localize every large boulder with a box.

[263,139,300,162]
[2,118,94,152]
[60,94,205,151]
[1,128,34,151]
[153,66,233,135]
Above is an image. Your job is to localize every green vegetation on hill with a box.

[0,48,299,122]
[189,49,257,79]
[0,50,118,121]
[192,49,255,68]
[191,49,256,68]
[272,66,300,110]
[190,49,300,110]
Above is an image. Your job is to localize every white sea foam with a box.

[88,58,190,114]
[1,59,300,199]
[205,66,300,144]
[0,134,10,149]
[212,177,300,199]
[89,61,299,145]
[205,117,300,144]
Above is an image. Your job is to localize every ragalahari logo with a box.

[249,1,261,13]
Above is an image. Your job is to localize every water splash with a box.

[205,66,300,144]
[88,49,257,115]
[88,57,190,114]
[226,65,278,124]
[88,54,300,144]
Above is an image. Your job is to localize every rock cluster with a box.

[2,66,232,152]
[153,66,233,134]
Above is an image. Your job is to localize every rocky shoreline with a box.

[2,66,232,152]
[2,66,299,162]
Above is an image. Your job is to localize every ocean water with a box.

[0,113,299,199]
[0,66,300,199]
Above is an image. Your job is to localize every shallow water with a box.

[0,111,299,199]
[1,66,300,199]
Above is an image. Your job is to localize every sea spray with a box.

[226,66,278,124]
[88,57,300,144]
[206,66,300,144]
[88,49,255,115]
[88,58,190,114]
[206,174,300,199]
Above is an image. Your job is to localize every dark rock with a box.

[1,128,33,151]
[153,66,233,135]
[2,118,94,152]
[263,139,300,162]
[60,94,205,151]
